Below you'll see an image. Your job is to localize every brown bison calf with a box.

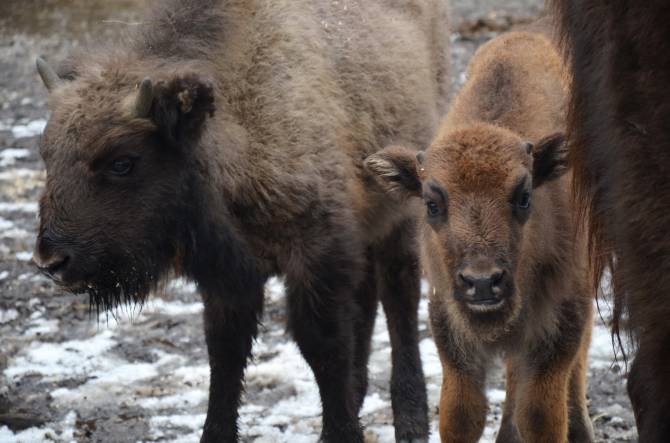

[30,0,450,441]
[552,1,670,440]
[367,32,594,443]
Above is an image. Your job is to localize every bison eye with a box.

[517,191,531,210]
[426,200,441,217]
[110,157,134,176]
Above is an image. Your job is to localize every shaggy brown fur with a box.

[551,1,670,440]
[31,0,450,441]
[366,31,594,443]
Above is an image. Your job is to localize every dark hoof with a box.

[399,438,429,443]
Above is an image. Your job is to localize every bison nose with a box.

[32,233,71,281]
[32,251,70,278]
[458,268,505,303]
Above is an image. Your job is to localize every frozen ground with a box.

[0,0,637,442]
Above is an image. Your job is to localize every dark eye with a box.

[109,157,134,176]
[426,200,441,217]
[518,191,531,210]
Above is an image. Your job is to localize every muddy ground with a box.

[0,1,637,442]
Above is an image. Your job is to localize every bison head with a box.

[366,123,568,340]
[32,57,215,311]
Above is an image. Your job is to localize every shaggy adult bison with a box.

[551,1,670,441]
[366,31,594,443]
[31,0,450,441]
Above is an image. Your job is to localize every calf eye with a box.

[518,191,531,210]
[109,157,134,176]
[423,181,448,223]
[426,200,441,217]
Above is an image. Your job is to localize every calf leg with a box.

[515,369,570,443]
[201,292,263,443]
[376,220,429,442]
[438,357,487,443]
[567,316,594,443]
[496,359,522,443]
[628,331,670,443]
[286,243,365,443]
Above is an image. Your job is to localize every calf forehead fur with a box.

[425,123,530,193]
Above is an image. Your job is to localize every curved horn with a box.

[36,56,62,91]
[133,77,153,118]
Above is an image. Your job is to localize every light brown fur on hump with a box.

[204,0,451,243]
[51,0,451,250]
[440,31,568,142]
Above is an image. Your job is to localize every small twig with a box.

[101,20,144,26]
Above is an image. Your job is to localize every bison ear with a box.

[364,145,423,197]
[147,74,215,145]
[532,133,568,188]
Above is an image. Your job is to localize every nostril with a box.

[490,270,505,287]
[458,272,475,288]
[33,253,70,277]
[47,255,69,274]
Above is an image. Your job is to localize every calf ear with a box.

[364,145,423,197]
[131,74,215,146]
[532,133,569,188]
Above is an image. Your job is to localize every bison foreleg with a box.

[200,291,263,443]
[438,357,487,443]
[375,220,429,442]
[286,246,365,443]
[351,251,379,413]
[515,368,570,443]
[628,332,670,443]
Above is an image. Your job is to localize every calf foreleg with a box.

[496,358,522,443]
[438,356,487,443]
[567,309,594,443]
[515,369,570,443]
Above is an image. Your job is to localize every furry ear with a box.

[149,74,215,146]
[532,133,569,188]
[364,145,422,197]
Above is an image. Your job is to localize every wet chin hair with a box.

[86,277,155,315]
[77,257,169,315]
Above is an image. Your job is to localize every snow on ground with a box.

[9,120,46,140]
[0,276,629,443]
[0,149,31,168]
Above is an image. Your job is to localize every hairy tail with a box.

[549,0,629,361]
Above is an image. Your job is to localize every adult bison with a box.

[31,0,450,441]
[552,1,670,441]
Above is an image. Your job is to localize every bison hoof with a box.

[399,438,429,443]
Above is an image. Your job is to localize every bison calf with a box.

[367,31,594,443]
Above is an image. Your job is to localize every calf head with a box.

[366,123,568,340]
[32,57,215,310]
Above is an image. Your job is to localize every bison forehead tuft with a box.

[426,123,530,192]
[42,88,156,162]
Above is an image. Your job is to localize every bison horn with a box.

[133,77,153,118]
[36,56,62,91]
